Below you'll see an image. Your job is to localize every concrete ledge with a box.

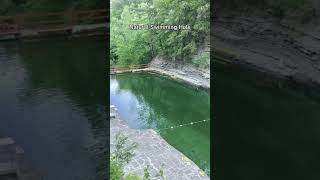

[112,67,210,91]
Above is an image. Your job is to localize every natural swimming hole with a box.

[110,72,210,174]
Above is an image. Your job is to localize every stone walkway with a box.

[110,106,210,180]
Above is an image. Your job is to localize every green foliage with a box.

[111,4,147,65]
[125,174,142,180]
[110,44,119,65]
[110,132,138,179]
[110,132,166,179]
[143,165,151,180]
[111,159,142,180]
[192,51,209,68]
[111,0,210,65]
[154,0,209,62]
[111,132,138,167]
[142,164,165,180]
[156,164,165,179]
[110,159,125,180]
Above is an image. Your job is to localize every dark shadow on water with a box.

[214,63,320,180]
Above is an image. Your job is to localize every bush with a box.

[125,174,141,180]
[110,132,166,179]
[111,133,138,167]
[192,51,209,68]
[110,159,124,180]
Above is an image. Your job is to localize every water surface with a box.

[214,63,320,180]
[0,37,108,180]
[110,73,210,174]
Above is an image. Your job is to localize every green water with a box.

[0,37,108,180]
[214,63,320,180]
[110,73,210,174]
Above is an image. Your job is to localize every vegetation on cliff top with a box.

[110,0,210,65]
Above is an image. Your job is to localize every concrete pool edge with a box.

[110,106,210,180]
[111,67,210,92]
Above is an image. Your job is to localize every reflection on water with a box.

[110,73,210,174]
[0,37,108,180]
[214,64,320,180]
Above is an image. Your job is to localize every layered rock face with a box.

[212,1,320,87]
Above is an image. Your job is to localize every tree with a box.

[111,0,210,65]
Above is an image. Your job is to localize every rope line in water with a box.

[111,105,211,132]
[157,119,210,131]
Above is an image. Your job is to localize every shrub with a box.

[111,132,138,167]
[192,51,209,68]
[125,174,141,180]
[110,132,166,179]
[110,159,124,180]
